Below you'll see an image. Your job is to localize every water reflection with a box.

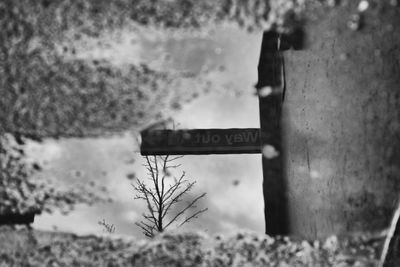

[28,91,263,237]
[27,24,264,238]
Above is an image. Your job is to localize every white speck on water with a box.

[357,1,369,12]
[258,86,283,97]
[347,14,361,31]
[258,86,272,97]
[262,145,279,159]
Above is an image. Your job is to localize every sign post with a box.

[140,31,291,237]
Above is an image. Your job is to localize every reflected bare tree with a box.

[133,155,207,238]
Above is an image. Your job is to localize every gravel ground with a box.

[0,226,138,266]
[0,226,383,266]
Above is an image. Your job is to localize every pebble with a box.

[339,53,348,61]
[347,14,362,31]
[327,0,338,7]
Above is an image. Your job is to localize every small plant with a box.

[133,155,207,238]
[98,219,115,233]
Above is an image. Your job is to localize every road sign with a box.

[141,128,262,155]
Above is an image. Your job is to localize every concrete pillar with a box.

[282,3,400,239]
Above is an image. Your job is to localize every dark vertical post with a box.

[256,31,288,235]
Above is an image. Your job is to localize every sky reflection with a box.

[28,25,264,238]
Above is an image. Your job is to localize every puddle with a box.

[26,25,264,238]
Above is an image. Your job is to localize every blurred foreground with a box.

[0,226,382,266]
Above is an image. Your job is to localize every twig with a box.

[179,208,208,227]
[164,192,206,229]
[379,196,400,267]
[98,219,115,233]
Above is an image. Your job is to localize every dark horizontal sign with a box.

[140,128,262,155]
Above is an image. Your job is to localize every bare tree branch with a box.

[136,221,155,237]
[164,192,207,229]
[179,208,208,227]
[162,172,186,203]
[133,155,207,238]
[162,181,194,219]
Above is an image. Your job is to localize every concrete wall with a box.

[282,2,400,239]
